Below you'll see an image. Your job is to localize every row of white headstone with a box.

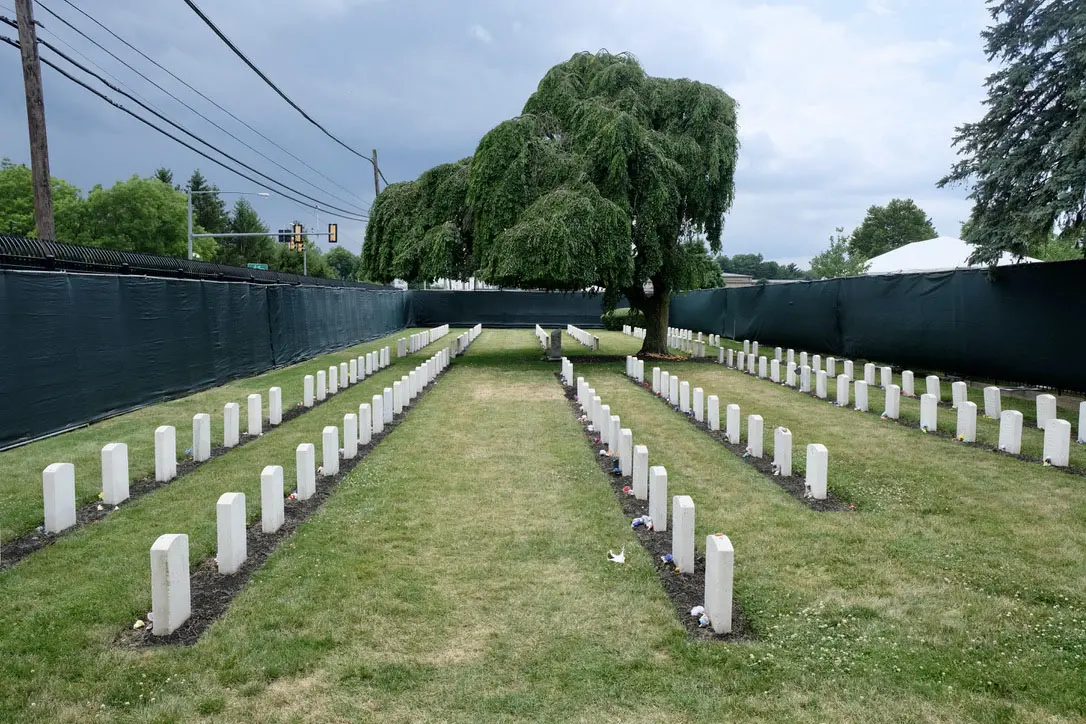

[722,338,1083,468]
[667,334,709,358]
[147,342,464,637]
[535,324,550,348]
[639,363,829,500]
[567,365,734,635]
[566,324,600,350]
[397,324,451,357]
[669,327,721,347]
[37,385,289,539]
[621,325,647,339]
[449,325,483,358]
[302,345,395,408]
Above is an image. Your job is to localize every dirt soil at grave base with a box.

[117,367,450,648]
[558,378,753,643]
[621,377,853,513]
[0,383,348,572]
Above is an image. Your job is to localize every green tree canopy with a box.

[272,222,329,277]
[325,246,361,280]
[939,0,1086,263]
[810,227,870,279]
[186,169,229,235]
[0,159,83,240]
[717,252,810,280]
[214,198,275,268]
[153,167,175,187]
[362,51,739,354]
[847,198,937,259]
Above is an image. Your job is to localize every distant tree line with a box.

[0,160,369,280]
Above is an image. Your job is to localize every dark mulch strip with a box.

[117,366,449,648]
[623,377,852,512]
[0,382,356,572]
[566,354,634,364]
[558,379,752,642]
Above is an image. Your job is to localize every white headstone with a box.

[758,356,768,379]
[787,349,795,365]
[704,533,734,634]
[826,357,836,377]
[155,425,177,482]
[884,384,901,419]
[216,492,246,575]
[150,533,190,636]
[224,402,240,448]
[316,370,327,402]
[357,355,365,381]
[343,413,359,460]
[983,386,1001,419]
[925,375,941,402]
[774,346,782,362]
[836,375,850,407]
[365,352,373,375]
[358,403,372,446]
[815,370,828,399]
[269,386,282,426]
[855,380,869,412]
[752,342,759,358]
[42,462,76,533]
[261,465,284,533]
[693,387,704,422]
[799,351,808,368]
[726,404,741,444]
[737,352,745,372]
[786,362,797,387]
[743,340,750,354]
[877,366,890,389]
[800,365,812,393]
[303,374,315,407]
[192,413,211,462]
[998,410,1023,455]
[649,466,668,532]
[920,394,938,432]
[864,363,876,386]
[247,393,262,436]
[672,495,695,573]
[609,415,622,454]
[901,370,914,397]
[770,359,780,383]
[812,354,821,372]
[718,347,725,364]
[652,367,661,394]
[669,375,680,407]
[393,381,404,415]
[773,427,792,477]
[296,443,316,500]
[339,362,349,388]
[956,401,978,442]
[633,445,649,500]
[101,442,129,505]
[748,353,756,375]
[619,429,633,477]
[1079,401,1086,443]
[383,387,394,424]
[727,349,735,368]
[844,360,854,379]
[951,381,968,408]
[747,415,764,458]
[1044,419,1071,467]
[322,426,340,477]
[707,395,720,431]
[328,366,338,395]
[410,371,419,400]
[806,443,828,500]
[349,358,358,383]
[371,394,384,435]
[661,371,670,399]
[679,381,691,413]
[1036,394,1057,430]
[599,404,611,445]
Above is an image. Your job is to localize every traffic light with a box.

[292,223,303,252]
[328,223,337,244]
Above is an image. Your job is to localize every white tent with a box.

[864,236,1040,275]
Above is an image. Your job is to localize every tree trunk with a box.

[637,292,670,356]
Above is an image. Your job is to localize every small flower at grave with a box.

[1042,459,1051,467]
[97,491,104,500]
[662,553,674,564]
[849,504,856,510]
[690,605,705,617]
[97,504,103,511]
[622,485,633,495]
[133,619,145,630]
[957,435,965,442]
[921,426,928,434]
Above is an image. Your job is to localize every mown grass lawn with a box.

[0,329,1083,723]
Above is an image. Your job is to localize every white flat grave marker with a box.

[649,466,668,532]
[998,410,1023,455]
[150,533,190,636]
[42,462,76,533]
[261,465,285,533]
[216,492,246,575]
[672,495,695,573]
[704,533,734,634]
[101,442,129,505]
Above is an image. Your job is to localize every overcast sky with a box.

[0,0,994,265]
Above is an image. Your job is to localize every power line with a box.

[0,18,371,220]
[51,0,374,207]
[180,0,390,188]
[0,34,367,222]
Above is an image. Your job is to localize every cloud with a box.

[470,24,493,44]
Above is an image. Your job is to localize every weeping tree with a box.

[362,51,739,354]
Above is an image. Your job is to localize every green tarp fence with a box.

[0,270,407,448]
[669,259,1086,391]
[407,290,614,328]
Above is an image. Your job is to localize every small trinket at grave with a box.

[698,614,710,627]
[690,605,704,617]
[662,553,673,564]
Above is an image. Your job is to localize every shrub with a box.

[601,307,646,331]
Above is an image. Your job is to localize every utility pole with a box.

[15,0,55,240]
[372,148,380,197]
